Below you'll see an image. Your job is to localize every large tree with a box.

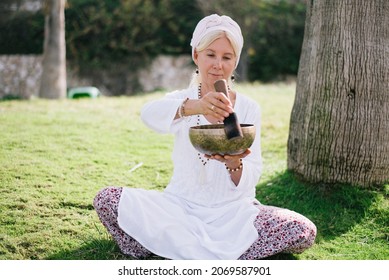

[287,0,388,186]
[39,0,66,99]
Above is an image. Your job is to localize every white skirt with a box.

[117,188,259,260]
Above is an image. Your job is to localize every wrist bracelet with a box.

[225,159,243,173]
[181,98,189,117]
[179,98,189,118]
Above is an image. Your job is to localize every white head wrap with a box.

[190,14,244,68]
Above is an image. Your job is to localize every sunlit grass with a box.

[0,82,387,260]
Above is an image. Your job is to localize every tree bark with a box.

[287,0,389,186]
[39,0,66,99]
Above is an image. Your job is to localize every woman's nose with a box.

[213,58,222,69]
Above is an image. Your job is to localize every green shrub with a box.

[65,0,202,68]
[248,0,306,81]
[0,10,44,54]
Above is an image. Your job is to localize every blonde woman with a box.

[94,14,316,260]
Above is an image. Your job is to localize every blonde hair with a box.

[189,30,238,88]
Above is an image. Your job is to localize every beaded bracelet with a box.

[179,98,189,118]
[225,159,243,173]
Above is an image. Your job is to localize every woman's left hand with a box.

[205,149,251,166]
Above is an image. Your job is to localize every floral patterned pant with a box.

[93,187,317,259]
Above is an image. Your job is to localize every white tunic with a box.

[118,86,263,259]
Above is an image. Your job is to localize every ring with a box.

[211,105,215,111]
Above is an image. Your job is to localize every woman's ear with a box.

[193,49,199,65]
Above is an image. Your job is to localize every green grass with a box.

[0,83,388,260]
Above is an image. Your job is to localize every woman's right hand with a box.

[198,91,233,122]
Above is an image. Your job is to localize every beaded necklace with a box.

[195,82,242,174]
[197,83,210,166]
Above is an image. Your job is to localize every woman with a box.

[94,14,316,260]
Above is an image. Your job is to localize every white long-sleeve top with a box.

[117,86,263,259]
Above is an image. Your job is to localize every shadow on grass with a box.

[255,170,382,243]
[48,238,126,260]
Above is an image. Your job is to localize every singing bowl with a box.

[189,124,256,155]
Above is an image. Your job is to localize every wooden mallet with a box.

[214,79,243,140]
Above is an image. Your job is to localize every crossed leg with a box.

[239,203,317,259]
[94,187,316,260]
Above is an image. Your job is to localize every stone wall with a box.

[0,55,42,99]
[0,54,195,99]
[138,55,194,92]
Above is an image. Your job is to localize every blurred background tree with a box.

[0,0,306,83]
[39,0,67,99]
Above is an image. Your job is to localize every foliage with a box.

[0,10,44,54]
[0,83,388,260]
[0,0,306,81]
[65,0,202,68]
[248,0,306,81]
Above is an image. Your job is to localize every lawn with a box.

[0,83,388,260]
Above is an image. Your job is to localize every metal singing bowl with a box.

[189,124,256,155]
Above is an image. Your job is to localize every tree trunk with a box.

[287,0,389,186]
[39,0,66,99]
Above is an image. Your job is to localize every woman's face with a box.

[194,36,236,90]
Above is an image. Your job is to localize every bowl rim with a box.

[189,123,255,130]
